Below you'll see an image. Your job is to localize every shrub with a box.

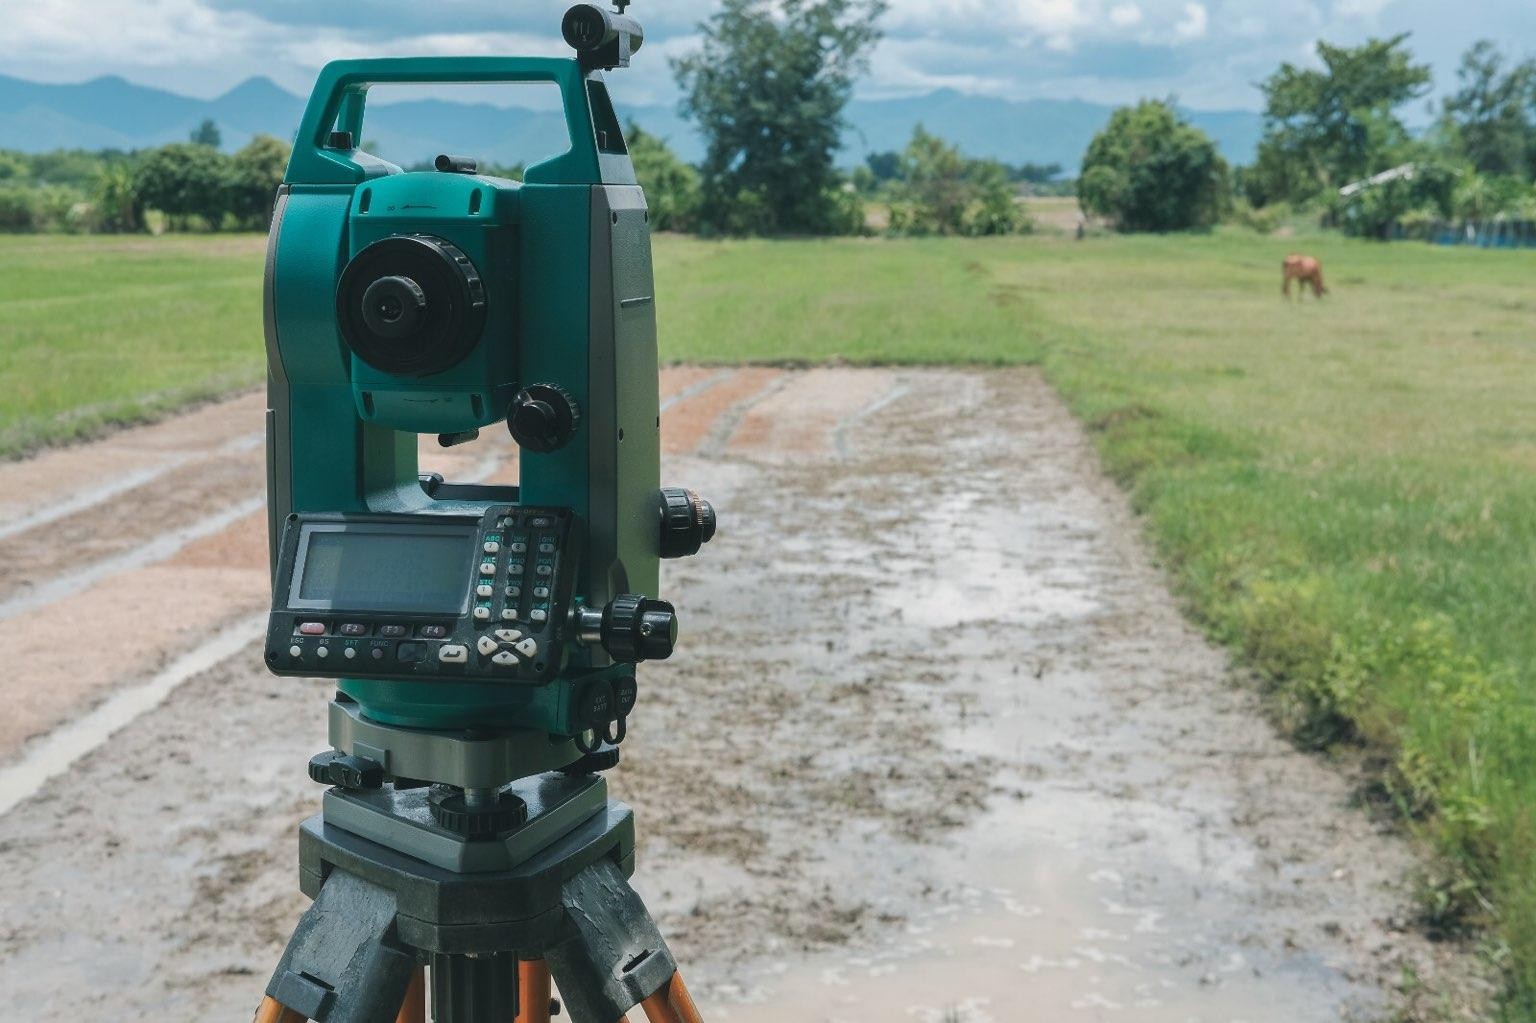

[94,163,143,233]
[625,124,700,233]
[228,135,291,229]
[30,185,84,232]
[1228,198,1291,234]
[886,127,1028,237]
[710,187,774,236]
[0,186,38,231]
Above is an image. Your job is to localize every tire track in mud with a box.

[0,432,263,544]
[0,398,507,770]
[664,367,785,456]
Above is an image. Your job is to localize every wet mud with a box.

[0,368,1494,1021]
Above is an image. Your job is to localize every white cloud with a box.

[1174,2,1208,40]
[866,36,1017,97]
[884,0,1091,42]
[0,0,270,71]
[1335,0,1395,16]
[1109,4,1145,28]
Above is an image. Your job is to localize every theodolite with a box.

[254,7,715,1021]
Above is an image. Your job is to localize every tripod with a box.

[258,966,698,1023]
[253,723,705,1023]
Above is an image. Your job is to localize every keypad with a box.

[269,504,573,684]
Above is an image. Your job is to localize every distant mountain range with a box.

[0,73,1264,173]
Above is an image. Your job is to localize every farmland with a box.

[2,225,1535,1009]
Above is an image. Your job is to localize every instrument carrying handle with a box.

[286,57,606,187]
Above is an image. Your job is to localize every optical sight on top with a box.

[562,2,644,70]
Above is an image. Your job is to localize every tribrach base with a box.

[256,776,701,1023]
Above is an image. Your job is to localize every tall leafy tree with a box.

[1442,41,1536,179]
[1078,100,1227,232]
[133,143,232,230]
[672,0,885,235]
[1255,34,1431,200]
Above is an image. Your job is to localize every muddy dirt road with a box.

[0,367,1491,1021]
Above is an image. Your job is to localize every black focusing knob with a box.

[600,594,677,663]
[508,383,581,453]
[658,487,716,558]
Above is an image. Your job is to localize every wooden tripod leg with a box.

[638,972,703,1023]
[515,959,553,1023]
[396,965,426,1023]
[254,995,307,1023]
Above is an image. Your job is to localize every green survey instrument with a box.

[256,7,717,1021]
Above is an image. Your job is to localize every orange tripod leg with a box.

[396,965,426,1023]
[255,995,307,1023]
[638,972,703,1023]
[515,959,554,1023]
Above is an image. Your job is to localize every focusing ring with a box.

[336,234,487,377]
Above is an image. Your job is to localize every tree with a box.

[1442,41,1536,179]
[886,127,1028,236]
[228,134,291,228]
[1005,162,1063,185]
[133,143,232,229]
[1078,100,1227,232]
[625,123,699,232]
[94,163,143,233]
[0,151,27,182]
[190,119,222,148]
[673,0,886,235]
[1254,35,1431,201]
[864,150,902,183]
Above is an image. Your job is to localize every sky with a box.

[1,0,1532,113]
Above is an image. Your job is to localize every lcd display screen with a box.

[289,524,475,614]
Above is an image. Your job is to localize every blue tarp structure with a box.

[1421,220,1536,248]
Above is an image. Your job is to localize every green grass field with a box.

[0,234,267,454]
[4,226,1536,1010]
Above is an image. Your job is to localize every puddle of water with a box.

[690,443,1388,1023]
[699,788,1369,1023]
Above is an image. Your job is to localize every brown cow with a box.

[1282,254,1328,299]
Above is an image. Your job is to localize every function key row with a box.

[293,621,451,639]
[497,514,555,529]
